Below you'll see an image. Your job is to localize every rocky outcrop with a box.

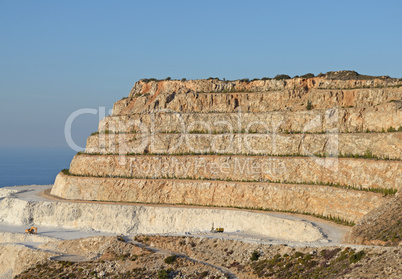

[345,196,402,246]
[128,77,401,99]
[116,87,402,115]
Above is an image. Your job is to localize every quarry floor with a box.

[0,184,351,247]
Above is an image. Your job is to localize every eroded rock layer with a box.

[102,102,402,133]
[70,154,400,190]
[85,132,402,159]
[51,73,402,223]
[53,173,384,223]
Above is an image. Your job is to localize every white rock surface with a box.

[0,231,56,244]
[0,185,323,243]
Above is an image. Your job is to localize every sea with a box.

[0,147,76,188]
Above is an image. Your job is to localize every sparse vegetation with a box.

[301,73,315,79]
[274,74,291,80]
[387,126,396,132]
[325,70,393,81]
[15,235,400,279]
[306,100,312,110]
[164,255,177,264]
[349,250,365,263]
[250,250,261,261]
[78,149,401,161]
[250,247,367,278]
[349,197,402,246]
[142,78,158,83]
[61,169,70,175]
[138,72,399,85]
[90,126,402,135]
[158,269,169,279]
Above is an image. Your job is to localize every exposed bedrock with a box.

[85,132,402,159]
[117,78,402,114]
[51,173,386,223]
[0,243,57,278]
[130,77,402,98]
[70,154,401,190]
[107,102,402,133]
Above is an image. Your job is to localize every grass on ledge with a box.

[60,169,398,196]
[77,151,401,161]
[91,126,402,136]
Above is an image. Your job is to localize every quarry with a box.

[0,71,401,278]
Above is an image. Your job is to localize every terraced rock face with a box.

[51,74,402,223]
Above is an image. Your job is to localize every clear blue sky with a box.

[1,0,401,149]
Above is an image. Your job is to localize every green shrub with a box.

[349,250,365,263]
[306,100,313,110]
[250,250,261,261]
[142,78,157,83]
[117,253,130,260]
[387,126,396,132]
[274,74,291,80]
[61,169,70,175]
[196,271,209,278]
[363,149,373,159]
[164,255,177,264]
[301,73,315,79]
[294,252,304,258]
[158,269,169,279]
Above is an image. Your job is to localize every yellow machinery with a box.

[25,227,37,234]
[210,223,224,233]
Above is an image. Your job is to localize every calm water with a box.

[0,147,76,188]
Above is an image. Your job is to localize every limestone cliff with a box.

[51,71,402,223]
